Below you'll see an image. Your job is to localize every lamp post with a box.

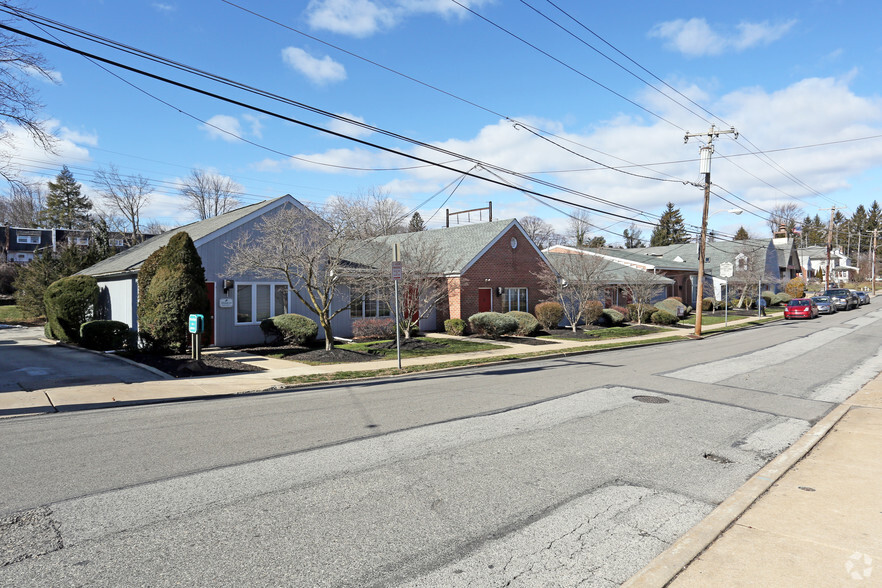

[694,207,743,337]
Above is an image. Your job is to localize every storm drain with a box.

[632,395,670,404]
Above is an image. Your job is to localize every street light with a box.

[694,207,743,338]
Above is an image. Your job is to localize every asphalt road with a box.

[1,305,880,586]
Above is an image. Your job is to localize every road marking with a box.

[665,327,853,384]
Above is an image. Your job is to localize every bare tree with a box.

[93,165,152,243]
[142,219,168,236]
[0,181,44,226]
[180,169,242,220]
[324,188,408,239]
[620,268,665,324]
[566,209,592,247]
[226,206,353,350]
[622,223,644,248]
[520,215,561,249]
[729,244,779,308]
[357,238,461,339]
[538,253,610,332]
[0,11,58,185]
[767,202,804,235]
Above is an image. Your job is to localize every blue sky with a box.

[6,0,882,243]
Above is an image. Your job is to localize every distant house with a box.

[1,226,150,263]
[547,239,780,305]
[347,219,555,331]
[797,246,856,284]
[78,194,354,347]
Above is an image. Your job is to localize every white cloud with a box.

[21,64,63,84]
[201,114,244,142]
[242,114,264,139]
[304,0,493,37]
[152,3,176,13]
[281,47,346,85]
[650,18,795,57]
[327,113,373,139]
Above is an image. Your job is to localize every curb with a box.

[622,402,851,587]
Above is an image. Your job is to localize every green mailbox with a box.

[188,314,204,334]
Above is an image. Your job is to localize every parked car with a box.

[812,295,836,315]
[784,298,819,320]
[854,290,870,305]
[824,288,858,310]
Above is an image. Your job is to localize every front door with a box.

[478,288,492,312]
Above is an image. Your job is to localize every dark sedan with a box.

[784,298,819,320]
[824,288,858,310]
[854,290,870,305]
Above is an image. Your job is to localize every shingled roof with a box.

[78,195,299,278]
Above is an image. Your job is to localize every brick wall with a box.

[449,226,552,320]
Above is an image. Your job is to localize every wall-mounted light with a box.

[222,279,234,294]
[496,286,504,296]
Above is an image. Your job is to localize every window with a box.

[502,288,528,313]
[111,238,125,247]
[350,293,390,318]
[75,237,90,246]
[235,283,289,324]
[16,235,39,244]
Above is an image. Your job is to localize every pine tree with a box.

[734,226,750,240]
[408,212,425,232]
[41,166,92,228]
[650,202,690,246]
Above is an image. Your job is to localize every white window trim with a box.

[234,282,290,325]
[503,287,528,313]
[16,235,39,244]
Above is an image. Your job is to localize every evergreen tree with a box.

[41,166,92,228]
[649,202,690,246]
[734,226,750,240]
[868,201,881,232]
[587,236,606,248]
[138,232,209,353]
[408,211,425,232]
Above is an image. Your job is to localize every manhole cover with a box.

[632,395,670,404]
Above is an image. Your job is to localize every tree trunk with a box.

[322,318,335,350]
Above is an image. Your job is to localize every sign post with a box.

[188,314,204,360]
[720,263,733,326]
[392,244,402,369]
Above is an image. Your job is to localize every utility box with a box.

[188,314,205,334]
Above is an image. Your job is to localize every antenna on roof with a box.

[446,202,492,227]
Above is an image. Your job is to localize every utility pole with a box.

[684,125,738,337]
[821,206,837,291]
[873,229,878,296]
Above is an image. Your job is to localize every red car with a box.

[784,298,819,320]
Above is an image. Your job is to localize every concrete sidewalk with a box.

[0,314,763,417]
[625,371,882,587]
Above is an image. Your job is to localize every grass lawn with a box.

[541,325,672,341]
[338,337,505,359]
[0,305,42,326]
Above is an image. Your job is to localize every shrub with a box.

[600,308,625,327]
[627,303,658,324]
[655,297,687,318]
[771,292,792,306]
[651,309,679,325]
[44,275,99,343]
[761,290,775,307]
[507,311,540,336]
[785,277,806,299]
[534,301,564,330]
[611,305,629,317]
[670,296,683,303]
[583,300,604,325]
[701,297,715,311]
[0,262,17,295]
[468,312,518,339]
[80,320,132,351]
[444,318,468,336]
[260,313,318,345]
[352,318,395,340]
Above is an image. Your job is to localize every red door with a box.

[478,288,492,312]
[204,282,215,346]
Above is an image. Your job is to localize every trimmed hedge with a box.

[600,308,625,327]
[444,318,468,336]
[44,275,99,343]
[583,300,604,325]
[468,312,518,339]
[651,309,679,325]
[351,318,395,340]
[260,313,318,345]
[655,297,687,318]
[701,297,715,311]
[80,320,132,351]
[506,311,539,336]
[534,301,564,330]
[627,303,658,324]
[785,277,806,299]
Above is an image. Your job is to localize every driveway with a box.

[0,326,162,415]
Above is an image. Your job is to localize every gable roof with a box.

[346,219,548,275]
[544,252,673,286]
[78,195,302,278]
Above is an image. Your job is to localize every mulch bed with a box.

[121,352,267,378]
